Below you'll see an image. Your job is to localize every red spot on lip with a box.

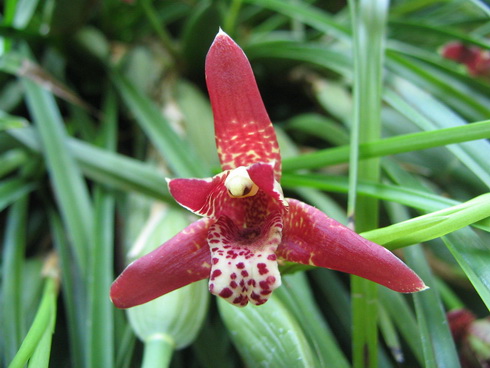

[236,262,245,269]
[211,269,222,280]
[230,281,238,289]
[212,258,219,265]
[219,288,233,298]
[257,263,268,275]
[241,270,249,277]
[267,254,277,261]
[259,280,270,290]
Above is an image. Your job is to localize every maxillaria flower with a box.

[448,309,490,367]
[111,30,427,309]
[441,41,490,77]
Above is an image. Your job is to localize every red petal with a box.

[167,173,228,217]
[205,30,281,178]
[110,218,214,308]
[278,199,427,293]
[247,162,287,207]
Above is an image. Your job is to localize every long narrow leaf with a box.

[1,196,28,365]
[112,72,206,178]
[22,77,94,275]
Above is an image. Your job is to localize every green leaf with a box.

[275,273,349,368]
[0,177,35,212]
[1,197,28,365]
[111,71,206,178]
[8,127,171,201]
[363,193,490,249]
[282,119,490,172]
[8,274,58,368]
[442,228,490,311]
[22,76,94,276]
[404,244,461,368]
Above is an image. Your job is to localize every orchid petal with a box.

[247,162,288,207]
[110,218,214,309]
[279,199,427,293]
[208,213,283,306]
[167,173,228,217]
[205,29,281,178]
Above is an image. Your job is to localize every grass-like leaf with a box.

[22,76,94,276]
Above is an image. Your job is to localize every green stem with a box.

[141,335,175,368]
[8,277,57,368]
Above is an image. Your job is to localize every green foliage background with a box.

[1,0,489,367]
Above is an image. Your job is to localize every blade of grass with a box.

[378,304,403,363]
[1,196,28,365]
[275,272,350,368]
[387,78,490,188]
[246,40,352,77]
[87,90,116,368]
[0,177,36,212]
[282,119,490,172]
[8,127,170,201]
[387,51,490,120]
[245,0,350,40]
[404,244,461,367]
[363,193,490,249]
[8,264,58,368]
[48,210,85,368]
[22,75,94,277]
[281,173,490,232]
[442,228,490,311]
[0,148,28,178]
[378,288,424,365]
[111,71,206,178]
[348,2,389,366]
[387,201,460,368]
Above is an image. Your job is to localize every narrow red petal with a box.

[278,199,427,293]
[205,30,281,178]
[110,218,214,309]
[247,162,287,207]
[167,173,228,217]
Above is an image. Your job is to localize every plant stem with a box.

[141,335,175,368]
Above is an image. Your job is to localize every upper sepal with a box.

[205,30,281,178]
[279,199,427,293]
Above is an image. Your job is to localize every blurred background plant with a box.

[1,0,489,367]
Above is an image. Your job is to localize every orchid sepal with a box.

[110,218,213,309]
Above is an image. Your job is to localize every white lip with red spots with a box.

[207,214,282,306]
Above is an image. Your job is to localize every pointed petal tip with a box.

[210,27,232,47]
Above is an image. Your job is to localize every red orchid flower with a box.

[441,41,490,77]
[111,30,427,308]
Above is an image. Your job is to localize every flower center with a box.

[225,167,259,198]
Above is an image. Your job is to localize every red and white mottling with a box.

[208,214,282,306]
[169,162,287,306]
